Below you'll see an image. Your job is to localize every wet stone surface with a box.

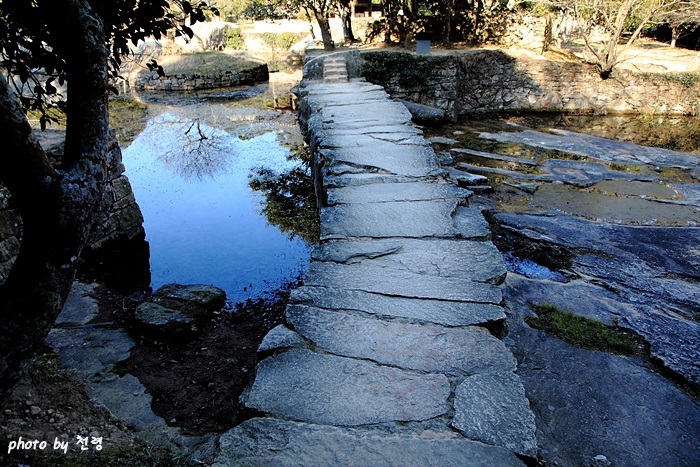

[428,114,700,466]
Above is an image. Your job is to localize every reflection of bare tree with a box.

[157,116,231,179]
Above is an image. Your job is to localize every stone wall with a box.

[359,50,700,118]
[0,130,150,290]
[129,62,269,91]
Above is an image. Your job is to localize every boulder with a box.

[133,283,226,339]
[397,99,446,125]
[152,283,226,318]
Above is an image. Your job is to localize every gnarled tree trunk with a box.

[0,0,109,401]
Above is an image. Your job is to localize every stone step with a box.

[320,201,491,240]
[285,304,517,376]
[290,286,507,330]
[326,181,472,205]
[311,238,506,284]
[216,418,526,466]
[457,162,553,181]
[241,349,451,426]
[302,262,503,304]
[451,147,538,166]
[215,418,526,466]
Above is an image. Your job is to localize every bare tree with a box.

[569,0,700,78]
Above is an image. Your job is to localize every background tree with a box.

[294,0,335,49]
[0,0,213,401]
[337,0,357,43]
[563,0,700,78]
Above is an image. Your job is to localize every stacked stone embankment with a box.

[359,50,700,117]
[128,63,269,91]
[214,54,537,465]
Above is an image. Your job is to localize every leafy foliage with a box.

[0,0,218,127]
[249,165,320,245]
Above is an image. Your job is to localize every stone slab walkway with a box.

[215,55,537,465]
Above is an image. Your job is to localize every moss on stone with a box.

[527,303,641,354]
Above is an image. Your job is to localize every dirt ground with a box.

[0,284,289,466]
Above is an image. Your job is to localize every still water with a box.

[123,111,312,303]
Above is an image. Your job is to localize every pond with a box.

[121,90,315,304]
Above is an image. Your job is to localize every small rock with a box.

[30,406,41,416]
[152,283,226,317]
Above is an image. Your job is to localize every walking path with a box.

[214,55,537,465]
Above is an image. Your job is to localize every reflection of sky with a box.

[123,113,311,303]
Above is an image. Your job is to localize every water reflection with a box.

[154,115,232,179]
[249,165,320,244]
[123,114,313,303]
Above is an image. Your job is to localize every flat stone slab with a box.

[451,148,538,166]
[444,166,489,187]
[452,372,537,457]
[320,101,412,125]
[46,327,134,380]
[242,349,450,426]
[321,200,490,239]
[215,418,525,466]
[508,315,700,467]
[324,141,439,178]
[325,172,426,188]
[56,282,99,326]
[327,182,471,205]
[286,305,516,376]
[452,205,493,239]
[290,286,507,328]
[326,133,428,148]
[303,262,503,304]
[481,128,700,171]
[312,238,506,284]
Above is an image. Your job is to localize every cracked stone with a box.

[215,418,525,466]
[321,200,489,239]
[290,286,507,328]
[312,238,506,284]
[286,305,516,375]
[327,182,471,205]
[241,349,451,426]
[302,262,503,303]
[452,372,538,457]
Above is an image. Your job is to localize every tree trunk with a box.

[0,0,109,400]
[670,25,677,48]
[338,0,355,44]
[303,7,316,40]
[314,11,334,50]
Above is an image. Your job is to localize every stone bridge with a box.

[214,54,537,465]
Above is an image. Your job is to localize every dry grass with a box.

[153,52,262,76]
